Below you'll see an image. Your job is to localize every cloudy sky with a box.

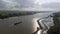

[0,0,60,11]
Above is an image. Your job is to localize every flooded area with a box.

[0,12,52,34]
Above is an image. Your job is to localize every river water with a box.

[0,12,52,34]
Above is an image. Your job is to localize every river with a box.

[0,12,52,34]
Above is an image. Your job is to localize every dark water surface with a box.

[0,13,52,34]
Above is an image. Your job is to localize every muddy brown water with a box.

[0,13,51,34]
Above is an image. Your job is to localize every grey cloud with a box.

[1,0,60,10]
[0,0,6,9]
[0,0,36,9]
[0,0,21,9]
[41,2,60,8]
[16,0,36,8]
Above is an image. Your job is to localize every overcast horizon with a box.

[0,0,60,11]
